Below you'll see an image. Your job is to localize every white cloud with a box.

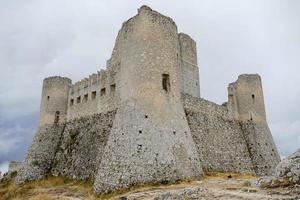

[270,120,300,156]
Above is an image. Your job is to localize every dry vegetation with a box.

[0,173,298,200]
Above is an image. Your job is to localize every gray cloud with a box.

[0,0,299,166]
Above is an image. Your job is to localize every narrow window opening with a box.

[173,131,176,135]
[91,91,96,99]
[70,99,74,106]
[77,96,81,103]
[100,88,106,96]
[145,115,148,118]
[139,130,142,134]
[162,74,170,92]
[54,111,60,123]
[252,94,255,102]
[110,84,116,94]
[47,96,50,100]
[83,94,88,102]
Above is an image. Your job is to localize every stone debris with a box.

[258,149,300,188]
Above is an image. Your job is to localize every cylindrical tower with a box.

[94,5,203,193]
[39,76,71,127]
[227,74,280,176]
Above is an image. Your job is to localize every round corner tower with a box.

[227,74,280,176]
[39,76,71,127]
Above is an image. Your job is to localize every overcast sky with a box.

[0,0,299,172]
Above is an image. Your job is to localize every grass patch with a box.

[0,176,94,200]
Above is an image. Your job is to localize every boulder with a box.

[258,148,300,188]
[274,148,300,184]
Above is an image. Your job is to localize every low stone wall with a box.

[183,94,254,174]
[51,110,116,180]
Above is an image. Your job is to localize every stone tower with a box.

[39,76,71,126]
[16,76,71,184]
[94,6,203,193]
[179,33,200,98]
[227,74,280,175]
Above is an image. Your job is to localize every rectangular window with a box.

[110,84,116,94]
[162,74,170,92]
[91,91,96,99]
[83,94,88,102]
[77,96,81,103]
[70,99,74,106]
[100,88,106,96]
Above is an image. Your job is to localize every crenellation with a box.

[18,5,280,194]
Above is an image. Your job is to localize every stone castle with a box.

[16,6,281,193]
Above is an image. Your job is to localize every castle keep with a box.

[17,6,280,193]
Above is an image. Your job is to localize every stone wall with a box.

[51,110,116,180]
[67,66,119,120]
[16,110,116,184]
[241,122,281,176]
[94,6,203,193]
[183,94,255,174]
[16,124,65,183]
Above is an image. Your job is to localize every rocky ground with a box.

[0,173,299,200]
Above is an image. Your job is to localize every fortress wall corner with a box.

[178,33,200,98]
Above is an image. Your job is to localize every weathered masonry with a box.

[17,5,280,194]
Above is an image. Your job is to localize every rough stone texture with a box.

[183,94,254,173]
[274,149,300,184]
[16,124,65,184]
[240,123,281,176]
[94,6,203,193]
[51,111,116,180]
[18,5,281,195]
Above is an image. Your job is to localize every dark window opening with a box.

[47,96,50,100]
[101,88,106,96]
[145,115,148,118]
[110,84,116,94]
[139,130,142,134]
[70,99,74,106]
[83,94,88,102]
[91,91,96,99]
[162,74,170,92]
[77,96,81,103]
[252,94,255,102]
[173,131,176,135]
[54,111,60,123]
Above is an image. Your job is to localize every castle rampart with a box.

[17,5,280,194]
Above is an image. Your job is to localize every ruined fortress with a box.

[16,6,280,193]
